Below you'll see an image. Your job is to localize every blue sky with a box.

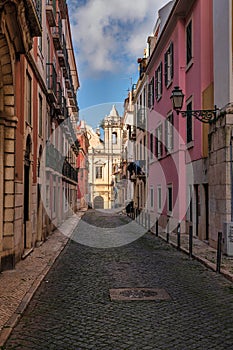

[67,0,169,128]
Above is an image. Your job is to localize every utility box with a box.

[223,222,233,256]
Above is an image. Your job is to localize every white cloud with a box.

[68,0,169,76]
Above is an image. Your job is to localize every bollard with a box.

[177,222,181,250]
[216,231,222,273]
[145,212,147,229]
[148,213,151,232]
[156,219,158,237]
[189,224,193,258]
[166,220,169,243]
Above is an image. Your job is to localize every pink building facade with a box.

[147,0,213,240]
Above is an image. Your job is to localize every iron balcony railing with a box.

[46,143,78,182]
[46,63,57,101]
[25,0,42,36]
[46,0,56,10]
[136,108,146,130]
[62,158,78,182]
[46,0,56,27]
[52,14,63,50]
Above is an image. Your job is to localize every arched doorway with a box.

[24,135,32,249]
[94,196,104,209]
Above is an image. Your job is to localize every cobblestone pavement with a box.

[2,209,233,350]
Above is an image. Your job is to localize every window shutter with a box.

[155,69,158,100]
[164,52,168,86]
[160,62,163,95]
[170,42,174,79]
[152,77,155,107]
[170,113,174,150]
[155,129,158,157]
[165,119,168,152]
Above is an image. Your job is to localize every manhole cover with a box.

[109,288,171,301]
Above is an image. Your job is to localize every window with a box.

[150,132,154,159]
[164,42,174,87]
[155,62,163,100]
[96,166,103,179]
[148,77,154,108]
[38,36,42,53]
[186,20,192,65]
[112,132,117,144]
[150,187,154,209]
[143,135,146,160]
[39,94,42,137]
[167,184,173,214]
[26,71,32,125]
[186,100,193,143]
[165,113,174,153]
[157,185,162,212]
[156,124,163,158]
[140,140,142,160]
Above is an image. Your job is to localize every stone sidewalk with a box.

[0,210,86,347]
[152,228,233,282]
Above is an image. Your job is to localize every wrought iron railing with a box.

[46,63,57,97]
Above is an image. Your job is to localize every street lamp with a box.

[170,86,218,124]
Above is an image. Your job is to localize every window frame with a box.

[38,93,43,137]
[95,166,103,179]
[164,42,174,87]
[26,70,32,125]
[186,98,193,145]
[186,19,193,68]
[156,123,163,159]
[148,77,154,109]
[155,61,163,100]
[150,131,154,160]
[167,184,173,215]
[157,185,162,213]
[165,112,174,153]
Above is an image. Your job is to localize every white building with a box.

[88,106,123,209]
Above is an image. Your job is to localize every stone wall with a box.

[208,105,233,248]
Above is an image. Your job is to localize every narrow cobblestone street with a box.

[3,210,233,350]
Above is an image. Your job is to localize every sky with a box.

[66,0,169,128]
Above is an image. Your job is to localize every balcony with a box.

[127,161,146,182]
[46,0,56,27]
[52,15,63,50]
[59,0,67,19]
[46,63,57,103]
[127,125,136,141]
[63,159,78,182]
[61,96,69,120]
[58,35,69,72]
[136,108,146,131]
[55,82,63,115]
[25,0,42,36]
[46,142,64,173]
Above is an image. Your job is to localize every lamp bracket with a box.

[178,107,218,124]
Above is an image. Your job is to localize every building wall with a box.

[147,0,213,237]
[0,1,80,271]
